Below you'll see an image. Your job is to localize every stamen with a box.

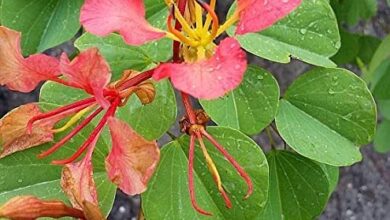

[166,13,198,47]
[216,11,239,37]
[188,134,212,216]
[52,105,95,133]
[196,133,232,208]
[201,129,253,199]
[37,108,103,159]
[51,98,121,165]
[202,0,216,34]
[196,0,219,42]
[194,1,203,32]
[173,5,198,39]
[27,97,96,134]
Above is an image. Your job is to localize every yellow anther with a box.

[52,105,95,133]
[197,135,224,192]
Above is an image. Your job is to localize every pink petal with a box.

[0,26,60,92]
[153,37,247,100]
[236,0,302,35]
[60,48,111,108]
[106,117,160,195]
[80,0,165,45]
[61,152,98,209]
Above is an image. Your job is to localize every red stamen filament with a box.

[51,98,121,165]
[201,129,253,199]
[37,107,104,159]
[188,134,212,216]
[27,97,96,133]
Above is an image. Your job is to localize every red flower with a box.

[79,0,301,99]
[0,27,160,213]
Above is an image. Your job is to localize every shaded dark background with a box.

[0,0,389,219]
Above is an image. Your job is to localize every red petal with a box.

[236,0,302,35]
[0,26,60,92]
[80,0,165,45]
[61,154,98,209]
[106,117,160,195]
[0,104,55,158]
[60,48,111,108]
[153,37,247,100]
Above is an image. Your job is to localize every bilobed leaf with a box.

[229,0,340,67]
[142,127,269,220]
[200,65,279,135]
[0,103,116,218]
[374,120,390,153]
[257,150,329,220]
[0,0,83,55]
[319,163,339,197]
[331,0,377,25]
[275,68,376,166]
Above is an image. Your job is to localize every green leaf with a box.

[275,68,376,166]
[357,35,381,65]
[116,79,177,140]
[331,0,377,25]
[0,0,83,55]
[366,35,390,81]
[0,103,116,217]
[319,163,339,197]
[230,0,340,67]
[142,127,269,220]
[371,59,390,100]
[374,120,390,153]
[257,150,329,220]
[75,33,159,81]
[200,65,279,135]
[331,30,360,64]
[378,99,390,120]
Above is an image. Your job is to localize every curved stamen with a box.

[27,97,96,133]
[37,107,103,159]
[167,12,198,47]
[201,129,253,199]
[216,10,239,37]
[172,5,198,39]
[188,134,212,216]
[196,132,232,208]
[51,98,121,165]
[52,105,96,133]
[196,0,219,42]
[202,0,216,34]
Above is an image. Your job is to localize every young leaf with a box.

[142,127,269,220]
[1,0,83,55]
[257,150,329,220]
[374,120,390,153]
[200,65,280,135]
[229,0,340,67]
[0,103,116,217]
[378,99,390,120]
[366,34,390,82]
[371,59,390,100]
[276,68,376,166]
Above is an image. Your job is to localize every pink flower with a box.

[80,0,165,45]
[78,0,301,100]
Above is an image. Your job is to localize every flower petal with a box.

[0,196,85,219]
[0,26,60,92]
[60,48,111,108]
[0,104,54,158]
[153,37,247,99]
[236,0,302,35]
[80,0,165,45]
[106,117,160,195]
[61,156,98,210]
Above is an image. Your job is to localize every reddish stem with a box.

[188,134,212,216]
[51,98,121,165]
[181,93,196,124]
[201,129,253,199]
[27,97,97,133]
[37,107,104,159]
[116,69,154,91]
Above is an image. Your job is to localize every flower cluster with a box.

[0,0,301,218]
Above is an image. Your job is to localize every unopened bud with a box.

[135,82,156,105]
